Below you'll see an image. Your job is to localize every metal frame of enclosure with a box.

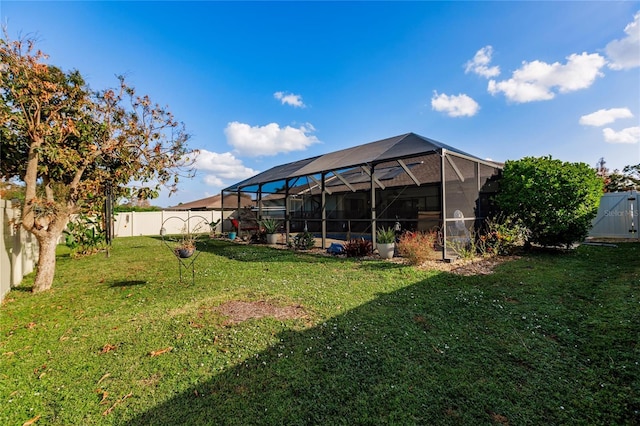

[222,133,502,260]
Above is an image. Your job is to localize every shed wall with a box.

[589,191,639,239]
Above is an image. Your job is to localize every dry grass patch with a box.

[417,255,519,276]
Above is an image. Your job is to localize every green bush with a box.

[496,156,602,248]
[478,215,528,256]
[63,214,107,257]
[448,230,478,260]
[289,231,315,250]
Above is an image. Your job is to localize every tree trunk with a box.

[32,233,59,292]
[31,217,69,293]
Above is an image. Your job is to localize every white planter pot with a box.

[266,233,279,244]
[377,242,395,259]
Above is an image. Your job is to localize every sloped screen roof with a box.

[223,133,485,192]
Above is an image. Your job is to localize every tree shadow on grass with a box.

[108,280,148,288]
[11,284,33,292]
[148,235,350,266]
[121,268,632,426]
[200,240,344,265]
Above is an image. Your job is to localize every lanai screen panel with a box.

[443,154,479,258]
[322,167,371,234]
[372,154,443,232]
[442,153,502,258]
[288,175,324,233]
[478,163,501,219]
[258,179,287,220]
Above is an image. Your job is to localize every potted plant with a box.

[260,217,280,244]
[175,233,197,258]
[208,219,221,238]
[376,226,396,259]
[228,217,239,240]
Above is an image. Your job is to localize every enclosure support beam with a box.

[221,191,225,231]
[331,170,357,192]
[361,165,385,190]
[321,172,327,249]
[398,159,421,186]
[257,183,263,220]
[310,175,332,195]
[285,179,291,242]
[440,150,448,261]
[370,164,377,247]
[236,190,241,234]
[445,154,465,183]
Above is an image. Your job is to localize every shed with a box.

[222,132,502,259]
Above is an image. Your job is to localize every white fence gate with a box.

[589,191,639,239]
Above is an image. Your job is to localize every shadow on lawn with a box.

[122,244,639,425]
[149,235,332,264]
[108,279,148,288]
[122,268,608,426]
[124,278,452,425]
[197,239,342,265]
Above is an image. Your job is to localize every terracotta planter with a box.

[377,242,395,259]
[266,233,278,244]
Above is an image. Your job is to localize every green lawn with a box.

[1,237,638,425]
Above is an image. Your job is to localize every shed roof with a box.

[223,132,491,192]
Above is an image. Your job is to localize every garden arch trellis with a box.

[160,215,211,284]
[222,133,502,260]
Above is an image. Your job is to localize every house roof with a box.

[223,132,494,192]
[166,193,253,211]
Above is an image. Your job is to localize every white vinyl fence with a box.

[0,207,230,303]
[1,199,39,302]
[113,210,228,237]
[589,191,639,239]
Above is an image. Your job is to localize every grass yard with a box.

[1,237,638,425]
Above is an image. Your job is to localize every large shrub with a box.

[496,156,602,248]
[397,231,440,264]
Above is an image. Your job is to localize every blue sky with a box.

[3,1,639,207]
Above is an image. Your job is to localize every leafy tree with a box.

[595,157,640,192]
[0,32,196,292]
[605,164,640,192]
[496,156,603,249]
[0,180,25,202]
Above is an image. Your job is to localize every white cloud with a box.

[603,126,640,144]
[464,46,501,78]
[605,11,640,70]
[274,91,306,108]
[194,150,259,187]
[579,108,634,127]
[203,175,225,187]
[431,91,479,117]
[224,121,319,157]
[487,52,606,103]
